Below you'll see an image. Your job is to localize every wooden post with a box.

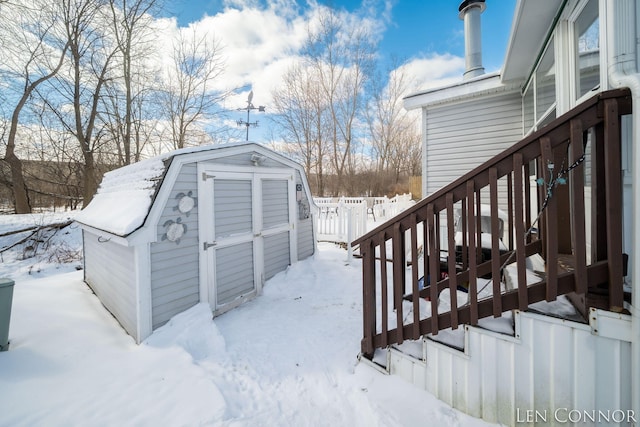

[513,153,528,310]
[603,99,624,310]
[540,137,558,302]
[446,193,459,329]
[361,239,376,356]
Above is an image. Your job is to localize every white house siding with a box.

[386,311,632,426]
[150,163,200,329]
[83,230,138,337]
[424,92,523,246]
[424,92,523,198]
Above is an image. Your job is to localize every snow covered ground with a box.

[0,212,498,426]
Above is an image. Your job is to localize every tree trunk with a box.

[5,105,32,213]
[82,152,98,207]
[3,154,31,213]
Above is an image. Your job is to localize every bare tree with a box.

[271,64,331,195]
[366,63,420,195]
[0,1,69,213]
[107,0,161,165]
[46,0,120,207]
[303,7,376,196]
[160,28,227,150]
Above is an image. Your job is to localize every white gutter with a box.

[605,0,640,417]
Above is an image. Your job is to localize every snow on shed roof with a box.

[75,142,272,237]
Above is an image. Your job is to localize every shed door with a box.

[260,177,293,281]
[210,173,258,309]
[200,169,295,313]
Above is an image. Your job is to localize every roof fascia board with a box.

[501,0,567,83]
[404,73,519,110]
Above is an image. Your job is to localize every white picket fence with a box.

[313,194,415,258]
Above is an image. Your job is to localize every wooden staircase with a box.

[353,88,632,358]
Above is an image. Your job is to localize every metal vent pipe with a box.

[459,0,486,80]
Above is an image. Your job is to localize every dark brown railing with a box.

[354,89,632,358]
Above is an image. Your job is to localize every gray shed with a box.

[75,142,316,343]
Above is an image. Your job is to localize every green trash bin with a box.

[0,278,14,351]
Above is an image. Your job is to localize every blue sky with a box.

[167,0,517,74]
[159,0,517,141]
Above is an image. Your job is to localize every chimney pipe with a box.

[459,0,486,80]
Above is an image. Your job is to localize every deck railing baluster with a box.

[513,153,528,309]
[570,119,588,295]
[489,167,502,315]
[392,223,405,344]
[379,232,389,348]
[467,181,479,325]
[446,193,459,329]
[410,215,420,338]
[427,204,439,335]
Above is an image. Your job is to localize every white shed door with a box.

[260,177,292,280]
[200,169,295,313]
[210,174,257,309]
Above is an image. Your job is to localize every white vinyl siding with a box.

[384,311,632,426]
[425,93,523,198]
[424,93,523,247]
[264,232,290,280]
[150,163,200,329]
[83,230,137,337]
[216,242,254,305]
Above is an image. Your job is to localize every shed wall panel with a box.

[214,179,253,237]
[295,170,314,260]
[216,242,255,304]
[264,232,290,280]
[297,219,315,259]
[210,152,289,169]
[83,230,138,337]
[262,179,289,229]
[150,162,200,329]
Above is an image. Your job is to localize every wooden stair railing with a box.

[353,89,632,358]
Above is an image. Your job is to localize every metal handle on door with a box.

[203,241,217,250]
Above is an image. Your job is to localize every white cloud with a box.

[399,53,465,91]
[161,3,310,106]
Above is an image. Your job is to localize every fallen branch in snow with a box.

[0,220,74,254]
[0,225,39,238]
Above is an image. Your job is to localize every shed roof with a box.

[75,142,297,237]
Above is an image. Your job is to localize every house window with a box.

[523,84,534,132]
[522,36,556,135]
[536,40,556,124]
[574,0,600,100]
